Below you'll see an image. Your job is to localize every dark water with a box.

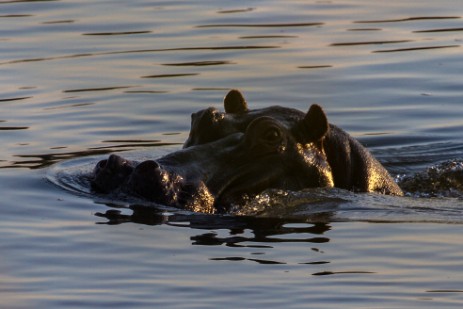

[1,0,463,307]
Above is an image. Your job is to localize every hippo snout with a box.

[92,154,216,212]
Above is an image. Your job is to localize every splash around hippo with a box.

[92,90,402,214]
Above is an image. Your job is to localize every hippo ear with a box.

[224,89,248,114]
[293,104,329,144]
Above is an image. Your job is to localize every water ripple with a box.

[191,87,231,91]
[124,90,168,94]
[427,290,463,293]
[6,143,181,169]
[42,20,75,24]
[331,40,412,46]
[162,60,233,66]
[82,31,152,36]
[217,8,254,14]
[210,257,286,265]
[0,0,58,3]
[414,27,463,33]
[43,102,94,111]
[0,14,33,18]
[0,126,29,131]
[347,28,382,31]
[0,45,279,66]
[240,35,298,39]
[141,73,198,79]
[0,96,31,102]
[63,86,132,93]
[312,271,375,276]
[196,22,324,28]
[373,44,460,53]
[355,16,461,23]
[298,65,332,69]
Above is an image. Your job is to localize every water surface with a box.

[1,0,463,308]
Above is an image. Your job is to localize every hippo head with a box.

[184,90,404,197]
[92,107,334,213]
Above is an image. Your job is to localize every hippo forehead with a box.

[184,105,305,148]
[184,89,331,149]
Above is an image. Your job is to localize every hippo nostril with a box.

[129,160,183,204]
[136,160,160,174]
[93,159,108,176]
[144,160,160,169]
[131,160,165,185]
[107,154,126,169]
[97,159,107,169]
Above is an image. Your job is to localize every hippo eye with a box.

[245,117,285,150]
[262,127,281,144]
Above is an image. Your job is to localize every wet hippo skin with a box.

[92,109,335,213]
[185,89,403,196]
[92,90,402,213]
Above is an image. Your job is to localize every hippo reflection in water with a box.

[92,90,402,213]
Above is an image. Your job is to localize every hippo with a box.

[92,111,335,214]
[184,89,403,196]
